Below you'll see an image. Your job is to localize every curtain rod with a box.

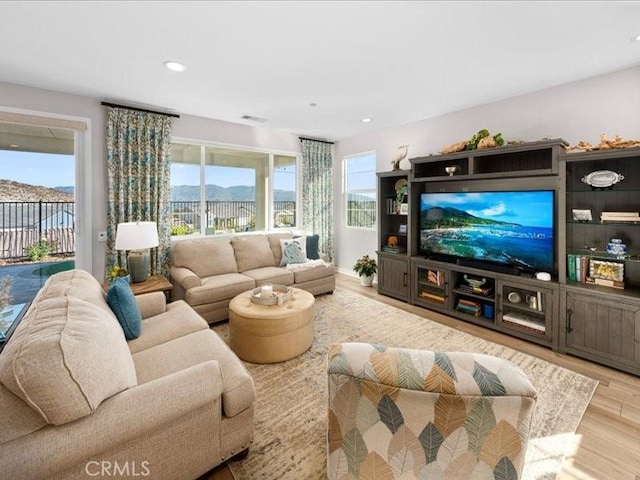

[299,136,334,145]
[101,101,180,118]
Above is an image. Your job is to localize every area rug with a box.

[212,288,598,480]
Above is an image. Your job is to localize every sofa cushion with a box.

[268,232,293,266]
[232,235,276,272]
[107,277,142,340]
[0,296,137,425]
[279,237,307,266]
[172,237,239,278]
[186,273,256,306]
[127,300,209,354]
[290,260,335,283]
[242,267,294,286]
[132,329,255,417]
[35,268,112,316]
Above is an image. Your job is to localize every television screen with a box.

[420,190,554,273]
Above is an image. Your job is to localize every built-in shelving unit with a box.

[376,170,410,301]
[376,140,640,376]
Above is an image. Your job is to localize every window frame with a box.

[170,138,300,239]
[343,151,377,230]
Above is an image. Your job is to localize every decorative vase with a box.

[360,274,374,287]
[606,238,627,257]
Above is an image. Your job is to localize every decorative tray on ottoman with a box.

[250,285,292,305]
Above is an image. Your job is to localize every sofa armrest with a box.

[328,342,537,398]
[170,266,202,289]
[0,361,223,480]
[135,292,167,319]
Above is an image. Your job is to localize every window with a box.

[344,152,377,229]
[170,141,298,237]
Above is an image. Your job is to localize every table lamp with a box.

[115,221,159,283]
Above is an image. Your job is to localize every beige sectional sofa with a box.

[170,232,335,323]
[0,269,255,480]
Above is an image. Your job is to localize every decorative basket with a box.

[250,285,292,306]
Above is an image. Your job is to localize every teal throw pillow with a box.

[279,238,307,266]
[107,277,142,340]
[305,234,320,260]
[294,234,320,260]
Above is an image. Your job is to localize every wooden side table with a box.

[103,274,173,300]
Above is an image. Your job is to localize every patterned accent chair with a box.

[327,343,538,480]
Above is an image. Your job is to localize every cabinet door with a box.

[563,291,640,375]
[412,263,449,310]
[496,280,554,345]
[378,256,409,301]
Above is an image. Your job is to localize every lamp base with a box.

[128,251,150,283]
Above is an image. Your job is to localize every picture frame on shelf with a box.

[588,259,625,289]
[572,209,592,222]
[399,203,408,215]
[399,224,407,234]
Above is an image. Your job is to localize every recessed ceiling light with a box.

[361,118,372,123]
[632,33,640,42]
[163,60,187,72]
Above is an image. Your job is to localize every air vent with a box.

[241,115,268,123]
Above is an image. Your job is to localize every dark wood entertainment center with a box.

[377,139,640,376]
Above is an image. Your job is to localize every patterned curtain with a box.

[301,139,334,259]
[105,107,172,279]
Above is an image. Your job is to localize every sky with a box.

[420,191,554,228]
[0,150,74,187]
[0,150,298,191]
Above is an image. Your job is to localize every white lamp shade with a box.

[115,221,159,251]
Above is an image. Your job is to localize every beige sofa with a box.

[0,269,255,480]
[170,232,335,324]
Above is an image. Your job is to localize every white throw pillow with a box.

[279,237,307,266]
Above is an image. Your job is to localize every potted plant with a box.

[108,265,130,283]
[353,254,377,287]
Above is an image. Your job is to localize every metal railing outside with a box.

[170,200,296,235]
[0,201,75,259]
[0,200,298,259]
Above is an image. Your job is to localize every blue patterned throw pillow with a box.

[279,238,307,266]
[107,276,142,340]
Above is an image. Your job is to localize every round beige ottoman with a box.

[228,287,316,364]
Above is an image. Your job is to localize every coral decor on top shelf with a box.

[566,133,640,152]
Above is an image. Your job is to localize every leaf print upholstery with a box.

[327,343,537,479]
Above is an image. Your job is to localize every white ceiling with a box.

[1,1,639,141]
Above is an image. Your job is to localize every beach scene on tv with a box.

[420,191,554,272]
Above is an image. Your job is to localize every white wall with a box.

[333,65,640,277]
[0,81,301,278]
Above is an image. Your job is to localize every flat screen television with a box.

[420,190,555,274]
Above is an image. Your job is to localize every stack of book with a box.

[456,299,481,316]
[419,291,445,304]
[502,312,546,335]
[382,245,406,254]
[601,211,640,223]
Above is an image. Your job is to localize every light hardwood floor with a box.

[204,273,640,480]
